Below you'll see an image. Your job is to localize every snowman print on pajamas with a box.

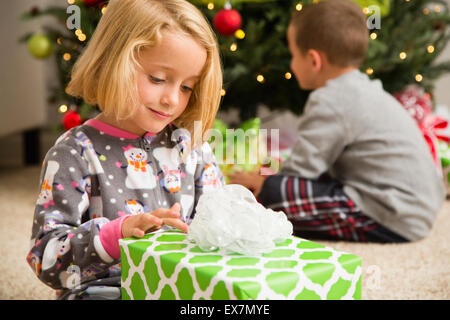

[37,160,64,209]
[41,233,75,271]
[116,145,157,190]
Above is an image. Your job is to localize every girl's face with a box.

[118,31,207,136]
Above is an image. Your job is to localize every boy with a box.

[230,0,445,242]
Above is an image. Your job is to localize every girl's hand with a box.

[121,203,188,238]
[228,171,267,198]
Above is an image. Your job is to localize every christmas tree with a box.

[19,0,450,129]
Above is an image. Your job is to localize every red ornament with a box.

[63,110,82,130]
[213,8,242,36]
[82,0,104,7]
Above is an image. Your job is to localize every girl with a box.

[26,0,224,300]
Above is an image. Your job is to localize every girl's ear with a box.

[308,49,323,72]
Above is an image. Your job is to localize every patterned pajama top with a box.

[26,119,224,298]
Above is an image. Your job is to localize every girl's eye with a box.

[149,75,165,83]
[181,85,193,93]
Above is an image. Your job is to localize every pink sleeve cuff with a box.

[99,215,131,260]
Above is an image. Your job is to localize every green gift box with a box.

[119,230,362,300]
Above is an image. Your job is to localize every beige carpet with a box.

[1,166,449,300]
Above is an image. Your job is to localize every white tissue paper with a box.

[187,184,293,255]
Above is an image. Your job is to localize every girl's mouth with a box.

[148,107,171,119]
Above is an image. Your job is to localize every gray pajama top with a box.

[26,118,224,295]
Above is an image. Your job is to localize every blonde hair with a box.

[290,0,368,67]
[66,0,223,147]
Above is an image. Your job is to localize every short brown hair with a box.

[290,0,368,67]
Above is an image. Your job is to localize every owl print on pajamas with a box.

[153,147,186,194]
[82,263,104,281]
[159,165,185,194]
[43,212,65,234]
[72,175,91,215]
[75,131,106,175]
[172,130,198,175]
[26,251,42,276]
[124,199,148,215]
[196,162,222,192]
[72,175,103,219]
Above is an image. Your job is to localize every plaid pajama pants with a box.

[257,174,408,243]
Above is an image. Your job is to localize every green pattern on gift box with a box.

[119,230,362,300]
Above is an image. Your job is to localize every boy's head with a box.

[288,0,368,90]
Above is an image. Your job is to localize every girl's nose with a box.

[161,85,179,107]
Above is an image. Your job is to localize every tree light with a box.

[256,75,265,83]
[235,29,245,39]
[58,104,68,113]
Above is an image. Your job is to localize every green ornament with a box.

[27,34,53,59]
[352,0,390,17]
[240,117,261,134]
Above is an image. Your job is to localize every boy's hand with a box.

[121,203,188,238]
[228,171,267,198]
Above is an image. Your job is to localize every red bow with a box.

[420,114,450,170]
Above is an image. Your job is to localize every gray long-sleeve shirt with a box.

[280,69,446,241]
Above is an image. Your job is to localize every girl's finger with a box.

[132,227,145,238]
[144,225,162,234]
[151,208,180,219]
[139,213,163,231]
[163,218,189,233]
[170,202,181,213]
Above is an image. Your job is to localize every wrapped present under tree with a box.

[119,230,362,300]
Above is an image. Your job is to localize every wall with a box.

[434,0,450,108]
[0,0,50,137]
